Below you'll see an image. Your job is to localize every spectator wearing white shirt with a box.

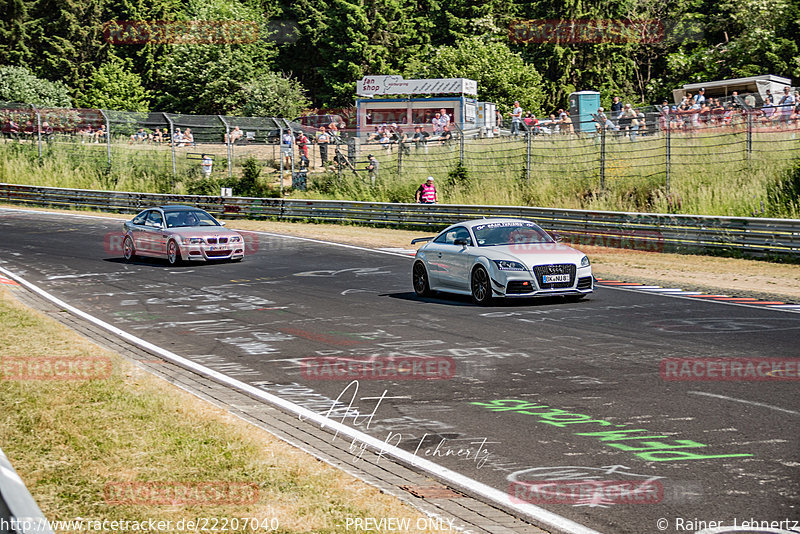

[510,101,523,135]
[777,86,795,127]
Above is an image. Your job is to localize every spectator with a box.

[744,93,756,108]
[630,110,645,141]
[24,120,34,136]
[317,126,330,164]
[761,96,775,125]
[94,124,107,143]
[129,128,146,143]
[184,128,195,146]
[415,176,437,204]
[528,113,540,134]
[282,130,293,168]
[200,154,213,177]
[41,121,53,141]
[777,86,795,127]
[439,108,450,129]
[523,112,534,130]
[693,88,706,105]
[379,128,392,151]
[619,103,635,132]
[296,131,309,161]
[366,153,379,183]
[658,101,670,130]
[495,109,503,128]
[439,124,453,145]
[397,126,410,156]
[153,128,163,144]
[225,126,242,144]
[328,121,341,144]
[431,112,443,135]
[412,125,429,152]
[79,124,92,143]
[3,119,19,138]
[173,127,184,146]
[367,125,382,143]
[610,96,623,121]
[510,101,523,135]
[594,107,616,131]
[559,111,573,134]
[547,113,558,133]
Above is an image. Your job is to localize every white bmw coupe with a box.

[412,218,593,305]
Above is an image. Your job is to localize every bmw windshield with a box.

[472,222,554,246]
[165,210,221,228]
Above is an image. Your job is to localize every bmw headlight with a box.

[229,236,241,243]
[187,237,204,244]
[493,260,526,271]
[580,255,590,267]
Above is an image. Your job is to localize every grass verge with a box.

[0,287,439,533]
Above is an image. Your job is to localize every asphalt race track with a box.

[1,208,799,534]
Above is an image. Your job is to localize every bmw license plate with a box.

[543,274,570,283]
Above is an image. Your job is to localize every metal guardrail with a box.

[1,183,798,259]
[0,447,54,534]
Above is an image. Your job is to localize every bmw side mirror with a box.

[219,221,226,226]
[551,233,563,243]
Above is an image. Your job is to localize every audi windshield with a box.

[472,222,555,246]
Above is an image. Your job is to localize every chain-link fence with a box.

[2,100,799,204]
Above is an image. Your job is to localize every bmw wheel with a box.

[471,266,493,306]
[413,261,432,297]
[167,239,182,266]
[122,236,136,262]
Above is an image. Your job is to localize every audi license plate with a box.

[543,274,570,283]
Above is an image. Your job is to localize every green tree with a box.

[27,0,109,103]
[279,0,431,107]
[241,72,310,117]
[0,0,32,66]
[0,66,72,106]
[406,36,545,114]
[79,56,150,111]
[665,0,799,84]
[153,0,276,114]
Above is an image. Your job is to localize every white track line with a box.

[0,264,603,534]
[688,391,800,416]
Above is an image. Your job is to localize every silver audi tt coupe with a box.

[412,218,592,305]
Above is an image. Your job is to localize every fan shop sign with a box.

[357,76,478,96]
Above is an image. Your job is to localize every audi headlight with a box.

[187,237,204,244]
[493,260,526,271]
[580,255,590,267]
